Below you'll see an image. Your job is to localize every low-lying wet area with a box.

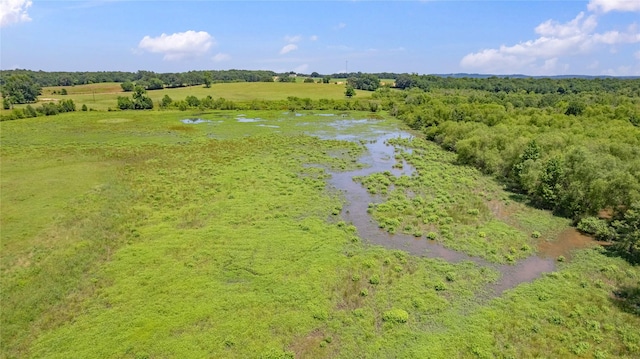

[538,227,605,260]
[181,118,211,124]
[237,118,264,123]
[317,117,601,296]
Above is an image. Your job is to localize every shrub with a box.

[23,105,37,118]
[577,216,613,240]
[121,81,134,92]
[117,96,134,110]
[382,309,409,323]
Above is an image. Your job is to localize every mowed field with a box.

[22,81,375,112]
[1,83,639,358]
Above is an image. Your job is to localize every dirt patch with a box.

[289,329,327,358]
[487,199,517,222]
[598,208,614,219]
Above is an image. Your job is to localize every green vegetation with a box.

[347,74,380,91]
[373,79,640,261]
[2,76,640,358]
[116,85,153,110]
[1,74,42,107]
[357,136,569,262]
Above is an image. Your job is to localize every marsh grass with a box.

[1,109,639,358]
[358,137,569,262]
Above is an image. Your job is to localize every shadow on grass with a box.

[507,193,529,204]
[611,285,640,316]
[601,244,640,266]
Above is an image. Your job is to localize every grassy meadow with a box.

[25,81,374,112]
[1,84,639,358]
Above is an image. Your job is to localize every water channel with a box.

[320,124,598,296]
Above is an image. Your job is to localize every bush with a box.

[382,309,409,323]
[23,105,37,118]
[121,81,134,92]
[58,99,75,112]
[577,217,613,240]
[41,102,59,116]
[117,96,134,110]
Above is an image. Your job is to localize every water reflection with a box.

[181,118,211,124]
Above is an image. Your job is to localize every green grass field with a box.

[2,98,639,358]
[24,82,373,112]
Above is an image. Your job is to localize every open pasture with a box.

[30,82,371,112]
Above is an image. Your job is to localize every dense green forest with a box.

[372,81,640,262]
[0,69,277,88]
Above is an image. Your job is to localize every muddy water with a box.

[538,228,605,259]
[322,125,599,296]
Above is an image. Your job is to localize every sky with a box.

[1,0,639,76]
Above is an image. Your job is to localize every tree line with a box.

[372,81,640,261]
[0,69,278,88]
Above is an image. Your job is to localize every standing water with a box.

[317,120,598,296]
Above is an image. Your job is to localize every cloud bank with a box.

[588,0,640,13]
[138,30,214,61]
[1,0,32,27]
[460,0,640,75]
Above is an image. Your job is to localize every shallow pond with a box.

[316,118,599,296]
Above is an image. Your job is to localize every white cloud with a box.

[212,53,231,62]
[310,35,318,41]
[284,35,302,43]
[279,44,298,55]
[534,12,597,37]
[460,11,640,74]
[0,0,32,27]
[138,30,214,61]
[588,0,640,13]
[593,27,640,44]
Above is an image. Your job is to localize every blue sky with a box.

[1,0,639,76]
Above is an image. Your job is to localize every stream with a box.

[322,126,597,296]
